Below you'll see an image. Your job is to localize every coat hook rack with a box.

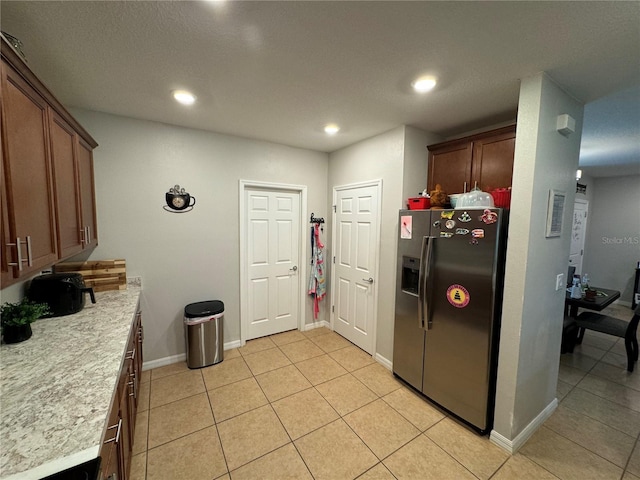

[310,213,325,224]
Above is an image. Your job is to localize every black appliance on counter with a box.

[28,273,96,317]
[40,457,100,480]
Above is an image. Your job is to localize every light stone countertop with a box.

[0,280,142,479]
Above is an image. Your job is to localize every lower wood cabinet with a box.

[99,309,143,480]
[99,396,123,480]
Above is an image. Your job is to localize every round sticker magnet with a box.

[446,284,470,308]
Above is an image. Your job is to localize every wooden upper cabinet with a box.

[1,154,12,286]
[77,138,98,248]
[50,111,84,259]
[471,130,516,192]
[1,60,58,277]
[427,125,516,196]
[427,142,473,197]
[1,35,98,288]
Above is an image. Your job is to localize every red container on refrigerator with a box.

[491,188,511,208]
[407,197,430,210]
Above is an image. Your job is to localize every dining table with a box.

[565,286,621,345]
[565,286,621,318]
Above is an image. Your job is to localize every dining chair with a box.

[575,305,640,372]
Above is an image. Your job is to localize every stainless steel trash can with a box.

[184,300,224,369]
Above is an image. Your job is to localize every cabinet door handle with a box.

[7,237,31,269]
[126,348,136,361]
[25,236,32,267]
[129,372,138,398]
[7,237,25,271]
[103,418,122,444]
[80,228,85,245]
[128,380,136,398]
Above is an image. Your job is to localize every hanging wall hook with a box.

[310,213,325,224]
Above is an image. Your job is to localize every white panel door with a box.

[332,184,380,353]
[247,189,300,340]
[569,199,588,275]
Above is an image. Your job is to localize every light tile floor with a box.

[130,304,640,479]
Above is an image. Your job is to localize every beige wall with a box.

[583,174,640,303]
[403,126,443,202]
[493,73,584,447]
[327,127,405,362]
[325,125,440,362]
[70,109,329,363]
[4,90,598,450]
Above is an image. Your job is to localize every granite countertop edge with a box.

[0,280,142,479]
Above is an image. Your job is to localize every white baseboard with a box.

[303,320,331,331]
[490,398,558,454]
[143,332,393,380]
[375,353,393,371]
[142,341,242,371]
[304,321,390,370]
[142,353,186,371]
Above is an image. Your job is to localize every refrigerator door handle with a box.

[424,236,435,330]
[418,236,428,329]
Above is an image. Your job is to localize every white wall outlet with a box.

[556,273,565,291]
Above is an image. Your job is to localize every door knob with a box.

[362,277,374,284]
[290,266,298,272]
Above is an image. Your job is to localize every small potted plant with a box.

[1,299,50,344]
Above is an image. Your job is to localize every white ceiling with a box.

[1,1,639,177]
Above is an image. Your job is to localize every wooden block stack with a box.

[54,259,127,292]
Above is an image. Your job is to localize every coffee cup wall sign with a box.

[164,184,196,213]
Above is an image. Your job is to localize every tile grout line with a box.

[262,386,316,480]
[621,430,640,478]
[541,415,633,472]
[226,339,390,478]
[226,342,313,475]
[138,317,638,479]
[557,398,638,439]
[420,417,484,480]
[203,371,232,479]
[516,445,564,480]
[551,331,639,476]
[142,379,150,480]
[225,343,316,478]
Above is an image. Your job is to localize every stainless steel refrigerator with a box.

[393,208,508,434]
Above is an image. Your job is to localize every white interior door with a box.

[331,182,381,354]
[245,188,300,340]
[569,199,589,275]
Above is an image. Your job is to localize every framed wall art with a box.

[546,189,566,238]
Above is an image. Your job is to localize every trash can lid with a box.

[185,300,224,318]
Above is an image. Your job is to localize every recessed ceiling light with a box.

[412,76,437,93]
[324,124,340,135]
[172,90,196,105]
